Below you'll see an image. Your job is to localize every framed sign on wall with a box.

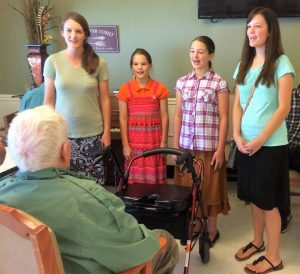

[88,25,119,53]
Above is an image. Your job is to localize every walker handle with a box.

[141,147,186,158]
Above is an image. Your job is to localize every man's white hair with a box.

[8,105,68,172]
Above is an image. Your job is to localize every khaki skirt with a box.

[174,150,230,217]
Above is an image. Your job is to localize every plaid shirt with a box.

[286,87,300,148]
[175,69,229,151]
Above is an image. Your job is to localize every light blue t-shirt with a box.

[233,55,295,146]
[43,51,109,138]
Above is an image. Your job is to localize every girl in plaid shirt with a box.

[173,36,230,247]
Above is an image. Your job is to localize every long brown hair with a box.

[236,7,284,87]
[61,12,99,74]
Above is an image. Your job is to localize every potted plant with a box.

[9,0,57,87]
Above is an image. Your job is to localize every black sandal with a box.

[244,256,283,274]
[208,230,220,248]
[235,242,265,261]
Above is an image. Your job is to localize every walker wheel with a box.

[199,231,210,264]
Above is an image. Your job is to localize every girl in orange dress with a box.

[117,48,169,184]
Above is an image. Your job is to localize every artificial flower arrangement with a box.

[9,0,57,44]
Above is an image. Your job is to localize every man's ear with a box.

[0,139,6,165]
[60,140,71,168]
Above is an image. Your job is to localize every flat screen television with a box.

[198,0,300,19]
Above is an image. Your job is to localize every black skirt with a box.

[237,145,289,210]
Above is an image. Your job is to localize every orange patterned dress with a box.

[125,81,167,184]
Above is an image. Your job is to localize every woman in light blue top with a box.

[44,12,111,185]
[232,7,295,274]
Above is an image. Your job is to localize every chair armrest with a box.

[118,236,167,274]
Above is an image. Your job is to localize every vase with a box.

[25,44,49,88]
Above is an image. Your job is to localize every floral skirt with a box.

[69,134,106,185]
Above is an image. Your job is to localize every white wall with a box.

[0,95,20,130]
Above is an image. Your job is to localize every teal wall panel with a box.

[1,0,299,95]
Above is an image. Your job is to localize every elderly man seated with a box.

[0,106,179,274]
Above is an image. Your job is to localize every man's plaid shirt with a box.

[286,87,300,148]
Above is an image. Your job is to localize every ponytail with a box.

[82,41,99,75]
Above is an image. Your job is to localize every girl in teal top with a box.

[232,7,295,274]
[233,55,294,146]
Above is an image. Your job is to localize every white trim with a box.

[0,95,20,129]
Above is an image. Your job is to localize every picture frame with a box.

[88,25,119,53]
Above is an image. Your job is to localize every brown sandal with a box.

[235,242,265,261]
